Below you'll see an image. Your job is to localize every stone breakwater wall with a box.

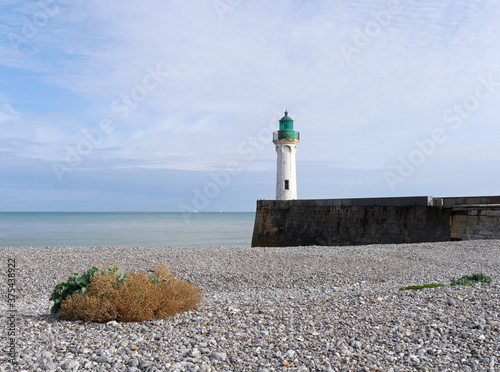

[251,196,500,247]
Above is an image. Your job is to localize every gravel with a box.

[1,240,499,371]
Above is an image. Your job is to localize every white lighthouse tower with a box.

[273,111,300,200]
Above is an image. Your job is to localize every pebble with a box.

[61,359,79,371]
[138,360,153,369]
[43,363,58,371]
[1,242,499,371]
[94,355,111,363]
[209,351,227,361]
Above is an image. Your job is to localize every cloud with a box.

[0,104,20,123]
[1,0,500,210]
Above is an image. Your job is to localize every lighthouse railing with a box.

[274,131,300,141]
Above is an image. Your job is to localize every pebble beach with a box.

[1,241,499,371]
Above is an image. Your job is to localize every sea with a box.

[0,212,256,248]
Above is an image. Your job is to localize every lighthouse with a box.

[273,111,300,200]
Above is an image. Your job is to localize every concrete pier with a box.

[251,196,500,247]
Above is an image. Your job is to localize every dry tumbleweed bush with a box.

[59,263,202,322]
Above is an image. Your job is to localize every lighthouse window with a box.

[284,180,289,190]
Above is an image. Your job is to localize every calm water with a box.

[0,212,255,247]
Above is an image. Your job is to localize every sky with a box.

[0,0,499,212]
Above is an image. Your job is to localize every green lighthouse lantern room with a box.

[274,111,300,141]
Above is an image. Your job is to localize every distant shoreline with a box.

[0,211,256,248]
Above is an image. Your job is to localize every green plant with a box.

[399,273,492,291]
[52,263,202,322]
[450,273,492,287]
[50,266,125,315]
[399,283,447,291]
[148,275,169,286]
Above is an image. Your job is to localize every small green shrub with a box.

[450,273,492,286]
[50,266,125,315]
[399,283,447,291]
[50,263,202,322]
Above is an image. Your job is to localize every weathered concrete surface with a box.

[451,206,500,240]
[251,196,500,247]
[275,196,433,207]
[433,196,500,207]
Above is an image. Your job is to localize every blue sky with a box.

[1,0,499,211]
